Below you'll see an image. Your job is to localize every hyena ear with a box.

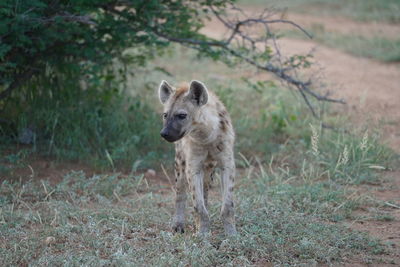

[158,80,174,104]
[188,80,208,106]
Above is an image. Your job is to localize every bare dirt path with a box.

[277,37,400,151]
[203,8,400,266]
[347,171,400,265]
[3,7,398,266]
[245,7,400,39]
[202,12,400,151]
[285,13,400,39]
[270,34,400,267]
[264,36,400,267]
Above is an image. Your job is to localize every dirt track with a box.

[262,35,400,267]
[278,37,400,151]
[202,12,400,151]
[203,8,400,265]
[3,6,399,266]
[246,8,400,39]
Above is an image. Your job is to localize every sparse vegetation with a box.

[0,167,387,266]
[1,44,396,265]
[285,28,400,62]
[1,0,399,265]
[1,67,171,169]
[239,0,400,23]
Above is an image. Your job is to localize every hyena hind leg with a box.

[220,159,237,236]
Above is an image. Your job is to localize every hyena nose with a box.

[160,128,170,139]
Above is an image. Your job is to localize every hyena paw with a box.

[197,228,211,238]
[172,221,185,234]
[197,222,210,237]
[224,223,237,236]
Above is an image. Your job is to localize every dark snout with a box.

[160,127,185,143]
[160,128,172,142]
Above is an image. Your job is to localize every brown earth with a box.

[202,9,400,150]
[277,37,400,151]
[0,155,94,185]
[202,6,400,266]
[244,7,400,39]
[1,5,399,267]
[340,170,400,266]
[286,13,400,39]
[271,35,400,267]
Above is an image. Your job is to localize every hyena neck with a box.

[188,105,220,144]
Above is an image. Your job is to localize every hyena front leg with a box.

[220,155,237,236]
[187,161,210,236]
[203,163,215,209]
[172,158,187,233]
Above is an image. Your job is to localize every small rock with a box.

[146,169,156,177]
[18,127,36,144]
[44,236,56,246]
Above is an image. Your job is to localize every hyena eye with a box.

[177,114,187,120]
[162,113,168,119]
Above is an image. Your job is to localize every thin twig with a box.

[152,4,345,120]
[161,164,176,194]
[384,202,400,209]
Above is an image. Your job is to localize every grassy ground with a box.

[284,27,400,63]
[0,162,390,266]
[1,44,396,265]
[239,0,400,23]
[0,61,172,171]
[238,0,400,62]
[1,0,399,262]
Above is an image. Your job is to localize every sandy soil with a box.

[201,8,400,151]
[244,7,400,39]
[0,155,96,185]
[202,7,400,265]
[277,37,400,151]
[263,32,400,267]
[343,170,400,266]
[272,37,400,263]
[2,6,399,267]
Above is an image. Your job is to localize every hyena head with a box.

[158,80,209,142]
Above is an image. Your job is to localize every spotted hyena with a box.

[158,80,236,236]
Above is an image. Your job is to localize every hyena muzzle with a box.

[158,80,237,236]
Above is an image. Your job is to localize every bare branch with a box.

[58,13,97,25]
[22,12,97,26]
[152,4,344,119]
[153,32,344,103]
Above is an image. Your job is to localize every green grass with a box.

[322,33,400,62]
[0,64,172,170]
[146,46,394,180]
[0,168,388,266]
[284,25,400,62]
[0,69,395,264]
[319,34,400,62]
[239,0,400,23]
[1,37,395,171]
[237,0,400,62]
[0,35,397,265]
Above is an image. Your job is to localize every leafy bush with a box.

[0,0,232,167]
[0,0,230,95]
[4,65,172,168]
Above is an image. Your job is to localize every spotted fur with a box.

[158,80,237,236]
